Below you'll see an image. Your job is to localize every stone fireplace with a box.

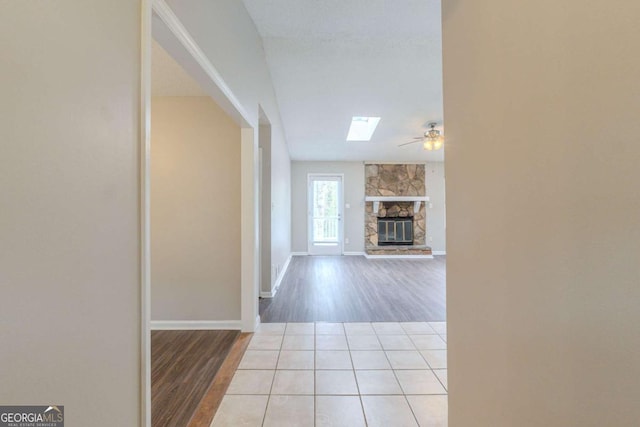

[364,164,432,256]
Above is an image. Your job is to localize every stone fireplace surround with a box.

[365,164,433,257]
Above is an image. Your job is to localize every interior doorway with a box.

[143,3,261,425]
[307,174,344,255]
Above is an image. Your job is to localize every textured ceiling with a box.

[151,40,207,97]
[243,0,444,161]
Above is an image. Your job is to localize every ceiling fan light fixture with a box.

[426,129,440,140]
[398,121,444,150]
[422,122,444,151]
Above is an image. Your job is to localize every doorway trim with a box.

[151,0,259,329]
[142,1,260,425]
[140,1,152,425]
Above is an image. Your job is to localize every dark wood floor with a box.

[187,333,252,427]
[260,255,446,322]
[151,330,239,427]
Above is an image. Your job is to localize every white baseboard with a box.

[260,254,293,298]
[294,251,368,256]
[150,320,242,330]
[364,254,434,260]
[432,251,447,255]
[274,254,292,291]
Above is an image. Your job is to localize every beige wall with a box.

[426,162,446,253]
[151,96,241,321]
[166,0,292,280]
[0,1,141,425]
[443,1,640,426]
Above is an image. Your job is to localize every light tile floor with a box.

[211,322,448,427]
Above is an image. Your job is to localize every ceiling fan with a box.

[399,122,444,151]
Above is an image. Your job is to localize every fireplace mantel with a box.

[365,196,430,215]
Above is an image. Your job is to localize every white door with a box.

[308,175,343,255]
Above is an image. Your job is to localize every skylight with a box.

[346,116,381,141]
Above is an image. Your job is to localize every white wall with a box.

[292,161,446,254]
[292,162,366,253]
[0,1,141,425]
[166,0,291,279]
[426,162,446,253]
[151,96,241,321]
[443,1,640,425]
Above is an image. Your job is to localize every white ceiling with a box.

[151,39,207,96]
[243,0,444,162]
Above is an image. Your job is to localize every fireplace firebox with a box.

[377,217,413,246]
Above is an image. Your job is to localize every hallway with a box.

[152,256,447,426]
[212,321,448,426]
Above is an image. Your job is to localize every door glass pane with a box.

[312,180,339,242]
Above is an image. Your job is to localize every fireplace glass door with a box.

[378,217,413,245]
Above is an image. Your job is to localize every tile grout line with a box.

[223,322,446,426]
[395,365,425,427]
[345,322,370,427]
[260,329,283,427]
[381,329,433,426]
[432,367,448,392]
[414,334,449,393]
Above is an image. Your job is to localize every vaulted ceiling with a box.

[243,0,444,162]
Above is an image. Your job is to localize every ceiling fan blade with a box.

[398,140,422,147]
